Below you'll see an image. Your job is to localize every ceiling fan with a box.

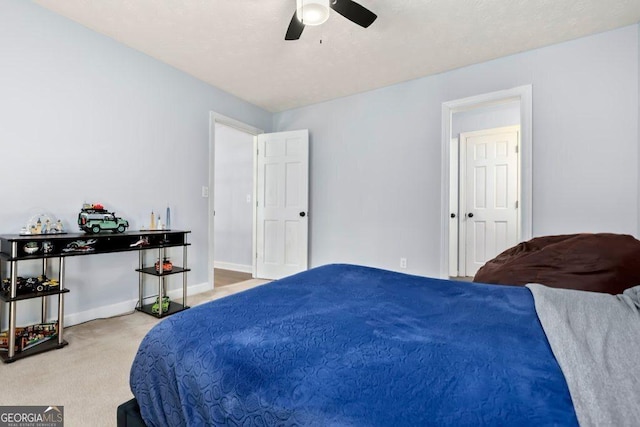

[285,0,377,40]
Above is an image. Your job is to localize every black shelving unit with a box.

[135,237,191,318]
[0,229,191,362]
[0,337,68,363]
[0,244,68,363]
[135,266,190,276]
[0,288,70,303]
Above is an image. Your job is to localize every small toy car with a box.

[151,296,171,314]
[155,258,173,273]
[1,275,60,295]
[63,239,97,252]
[130,237,150,248]
[35,276,59,292]
[78,203,129,234]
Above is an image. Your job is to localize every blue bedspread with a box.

[130,264,578,426]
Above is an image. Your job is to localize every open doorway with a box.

[213,123,254,286]
[208,113,263,288]
[209,114,310,286]
[440,86,533,279]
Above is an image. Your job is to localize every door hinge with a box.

[515,145,519,154]
[515,200,519,209]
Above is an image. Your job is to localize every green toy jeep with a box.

[78,203,129,234]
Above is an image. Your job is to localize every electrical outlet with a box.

[202,186,209,198]
[400,258,407,269]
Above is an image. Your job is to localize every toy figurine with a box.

[42,241,54,254]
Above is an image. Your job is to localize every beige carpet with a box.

[0,278,269,427]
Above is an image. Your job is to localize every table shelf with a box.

[0,230,191,362]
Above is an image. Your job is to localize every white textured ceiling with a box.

[33,0,640,113]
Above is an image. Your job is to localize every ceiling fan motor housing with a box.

[286,0,376,40]
[296,0,330,26]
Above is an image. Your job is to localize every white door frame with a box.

[440,85,532,279]
[208,112,264,288]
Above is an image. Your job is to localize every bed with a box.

[120,259,640,426]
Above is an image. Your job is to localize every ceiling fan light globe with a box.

[296,0,330,26]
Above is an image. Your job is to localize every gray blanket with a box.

[527,283,640,426]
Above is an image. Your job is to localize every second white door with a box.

[460,126,519,277]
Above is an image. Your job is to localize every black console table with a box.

[0,230,190,363]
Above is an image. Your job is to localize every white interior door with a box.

[256,129,309,279]
[460,126,519,276]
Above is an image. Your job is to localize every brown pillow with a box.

[473,233,640,294]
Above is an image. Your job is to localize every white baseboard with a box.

[214,261,253,274]
[63,281,211,327]
[64,299,137,327]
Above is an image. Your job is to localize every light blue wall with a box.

[2,0,639,324]
[274,25,640,277]
[0,0,272,325]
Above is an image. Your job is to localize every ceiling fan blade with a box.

[330,0,377,28]
[285,11,305,40]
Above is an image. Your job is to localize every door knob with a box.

[450,213,456,218]
[467,213,474,218]
[299,212,306,217]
